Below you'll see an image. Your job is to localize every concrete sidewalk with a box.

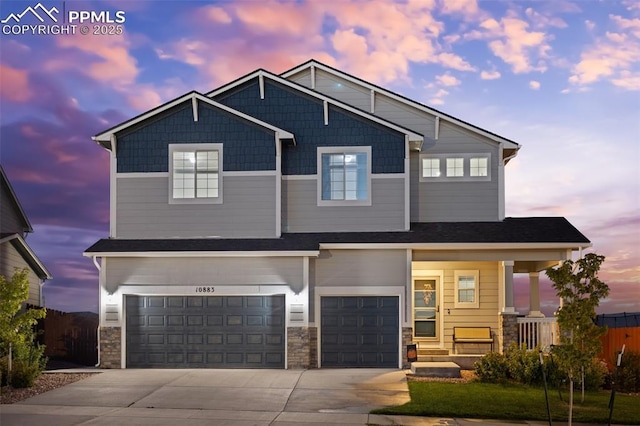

[0,368,599,425]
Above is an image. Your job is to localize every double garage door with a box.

[126,294,399,369]
[126,295,285,368]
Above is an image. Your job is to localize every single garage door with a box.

[126,295,285,368]
[321,296,399,367]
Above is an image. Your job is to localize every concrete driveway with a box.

[0,368,416,425]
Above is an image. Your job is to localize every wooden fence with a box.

[29,305,98,366]
[596,312,640,370]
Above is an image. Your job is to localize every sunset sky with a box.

[0,0,638,315]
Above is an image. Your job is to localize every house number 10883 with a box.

[195,287,215,293]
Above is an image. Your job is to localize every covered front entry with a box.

[320,296,399,367]
[126,295,285,368]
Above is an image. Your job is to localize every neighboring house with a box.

[0,165,51,306]
[84,60,591,369]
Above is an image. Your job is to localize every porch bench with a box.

[453,327,494,354]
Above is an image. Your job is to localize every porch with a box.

[411,317,559,372]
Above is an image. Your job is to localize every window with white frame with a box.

[421,158,440,178]
[446,158,464,177]
[318,146,371,206]
[169,144,223,204]
[470,157,488,177]
[454,270,479,308]
[419,153,491,182]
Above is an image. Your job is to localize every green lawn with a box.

[373,381,640,424]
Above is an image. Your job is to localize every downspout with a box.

[92,256,101,367]
[39,279,45,307]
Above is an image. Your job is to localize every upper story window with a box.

[422,158,440,177]
[169,144,223,204]
[470,157,488,177]
[317,146,371,206]
[446,158,464,177]
[420,153,491,182]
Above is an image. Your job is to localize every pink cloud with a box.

[484,17,549,73]
[155,39,208,66]
[127,85,164,111]
[203,6,232,24]
[569,14,640,89]
[436,73,461,86]
[436,52,476,71]
[480,69,501,80]
[525,7,568,29]
[0,64,32,102]
[439,0,488,21]
[231,1,323,36]
[156,0,472,88]
[55,33,138,87]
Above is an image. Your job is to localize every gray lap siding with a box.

[116,175,278,238]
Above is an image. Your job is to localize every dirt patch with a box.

[1,373,97,404]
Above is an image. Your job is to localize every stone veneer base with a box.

[99,326,121,369]
[287,326,318,369]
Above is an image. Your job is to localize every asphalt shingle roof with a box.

[85,217,589,253]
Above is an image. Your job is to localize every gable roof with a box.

[84,217,590,255]
[0,165,33,234]
[0,233,52,279]
[92,91,295,150]
[281,60,521,151]
[206,69,424,146]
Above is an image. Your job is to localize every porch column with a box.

[499,261,518,353]
[527,272,545,318]
[502,261,515,313]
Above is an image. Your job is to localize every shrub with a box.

[505,343,544,385]
[580,358,607,391]
[613,350,640,393]
[474,352,508,383]
[8,359,41,388]
[0,344,47,388]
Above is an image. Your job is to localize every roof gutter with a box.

[318,242,592,250]
[82,250,321,258]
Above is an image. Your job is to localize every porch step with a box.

[417,349,449,356]
[411,361,461,378]
[416,354,482,370]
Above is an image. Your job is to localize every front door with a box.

[413,278,439,340]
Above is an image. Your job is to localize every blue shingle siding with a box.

[116,102,276,173]
[215,80,405,175]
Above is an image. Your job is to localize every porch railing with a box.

[517,317,559,351]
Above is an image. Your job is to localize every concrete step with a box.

[415,354,482,370]
[417,349,449,356]
[410,361,461,378]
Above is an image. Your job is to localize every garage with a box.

[320,296,399,367]
[125,295,285,368]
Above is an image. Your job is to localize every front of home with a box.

[84,60,590,369]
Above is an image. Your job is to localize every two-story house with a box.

[1,165,51,307]
[84,60,590,369]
